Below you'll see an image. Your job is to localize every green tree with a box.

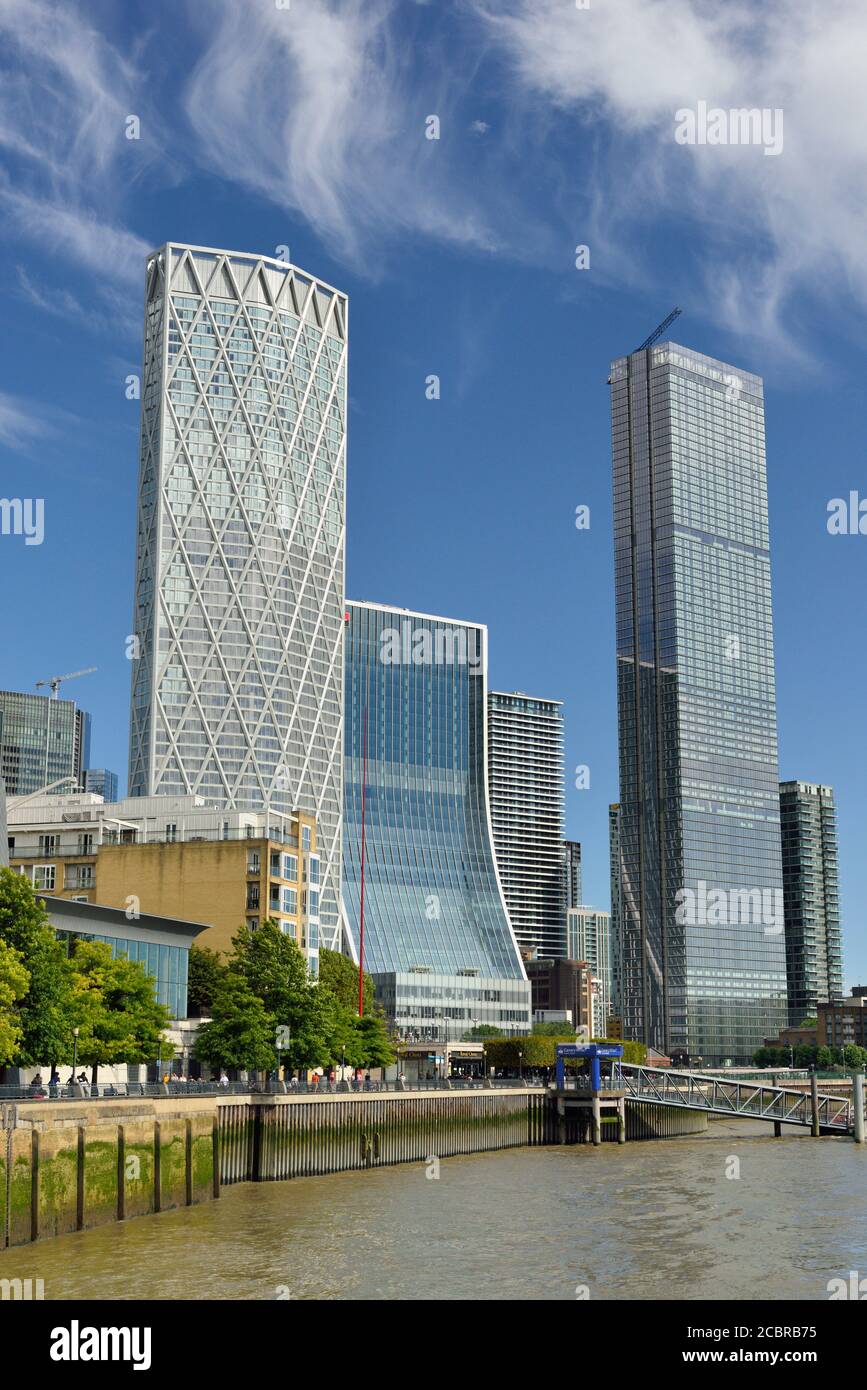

[464,1024,503,1040]
[319,947,375,1014]
[0,938,29,1066]
[0,867,73,1067]
[231,921,309,1024]
[187,945,229,1017]
[68,940,173,1083]
[815,1045,833,1070]
[353,1013,395,1069]
[194,973,277,1073]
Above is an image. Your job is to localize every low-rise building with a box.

[818,996,867,1051]
[525,958,593,1034]
[7,791,320,970]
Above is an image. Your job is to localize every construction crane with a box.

[35,668,97,699]
[635,306,682,353]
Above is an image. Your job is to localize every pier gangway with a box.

[615,1063,852,1134]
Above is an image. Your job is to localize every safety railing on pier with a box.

[615,1063,852,1132]
[0,1077,547,1103]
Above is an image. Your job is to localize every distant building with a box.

[568,906,612,1036]
[487,692,567,959]
[0,690,90,797]
[779,781,844,1024]
[342,602,530,1039]
[83,768,119,803]
[564,839,582,909]
[818,995,867,1051]
[525,958,592,1035]
[6,791,319,970]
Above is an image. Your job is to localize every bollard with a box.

[854,1073,865,1144]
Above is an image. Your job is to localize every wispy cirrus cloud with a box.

[0,0,158,313]
[0,390,53,448]
[183,0,515,268]
[469,0,867,358]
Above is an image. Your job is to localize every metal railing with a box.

[0,1077,544,1103]
[616,1063,852,1132]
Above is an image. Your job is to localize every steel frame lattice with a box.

[128,244,347,948]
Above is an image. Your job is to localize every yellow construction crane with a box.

[35,667,97,699]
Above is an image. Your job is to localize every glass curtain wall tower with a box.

[127,245,347,947]
[611,341,787,1062]
[342,602,530,1037]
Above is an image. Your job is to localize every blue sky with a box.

[0,0,865,980]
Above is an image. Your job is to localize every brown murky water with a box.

[2,1120,865,1300]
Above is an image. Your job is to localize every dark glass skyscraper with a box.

[342,602,530,1037]
[0,691,91,798]
[779,780,843,1022]
[611,341,787,1062]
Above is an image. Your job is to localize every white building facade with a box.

[127,245,347,948]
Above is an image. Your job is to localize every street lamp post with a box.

[518,1048,523,1084]
[72,1026,79,1081]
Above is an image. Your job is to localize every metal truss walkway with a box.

[616,1063,852,1133]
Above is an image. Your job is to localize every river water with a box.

[3,1120,865,1300]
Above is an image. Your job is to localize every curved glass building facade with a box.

[342,602,530,1037]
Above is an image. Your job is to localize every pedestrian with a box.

[219,1069,229,1088]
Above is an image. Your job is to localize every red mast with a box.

[358,708,368,1017]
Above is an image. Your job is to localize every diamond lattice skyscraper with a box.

[611,341,788,1062]
[128,245,347,947]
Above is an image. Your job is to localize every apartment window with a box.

[282,853,298,882]
[7,838,14,855]
[246,884,260,910]
[65,865,94,890]
[247,850,260,874]
[282,886,297,915]
[33,865,55,891]
[301,825,311,852]
[39,834,58,855]
[77,833,94,855]
[246,918,259,932]
[308,890,320,918]
[166,823,177,842]
[308,855,320,885]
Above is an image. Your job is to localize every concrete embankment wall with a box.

[2,1092,707,1248]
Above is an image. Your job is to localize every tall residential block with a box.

[127,244,347,948]
[567,905,612,1035]
[487,692,567,959]
[342,603,530,1038]
[611,341,787,1062]
[564,839,583,909]
[0,691,91,798]
[608,803,623,1018]
[779,780,843,1023]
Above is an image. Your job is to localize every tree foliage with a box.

[0,868,73,1064]
[0,937,29,1066]
[187,945,229,1017]
[194,973,276,1072]
[319,948,375,1015]
[68,940,173,1082]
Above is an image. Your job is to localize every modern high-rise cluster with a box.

[2,246,848,1058]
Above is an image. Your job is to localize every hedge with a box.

[481,1036,647,1069]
